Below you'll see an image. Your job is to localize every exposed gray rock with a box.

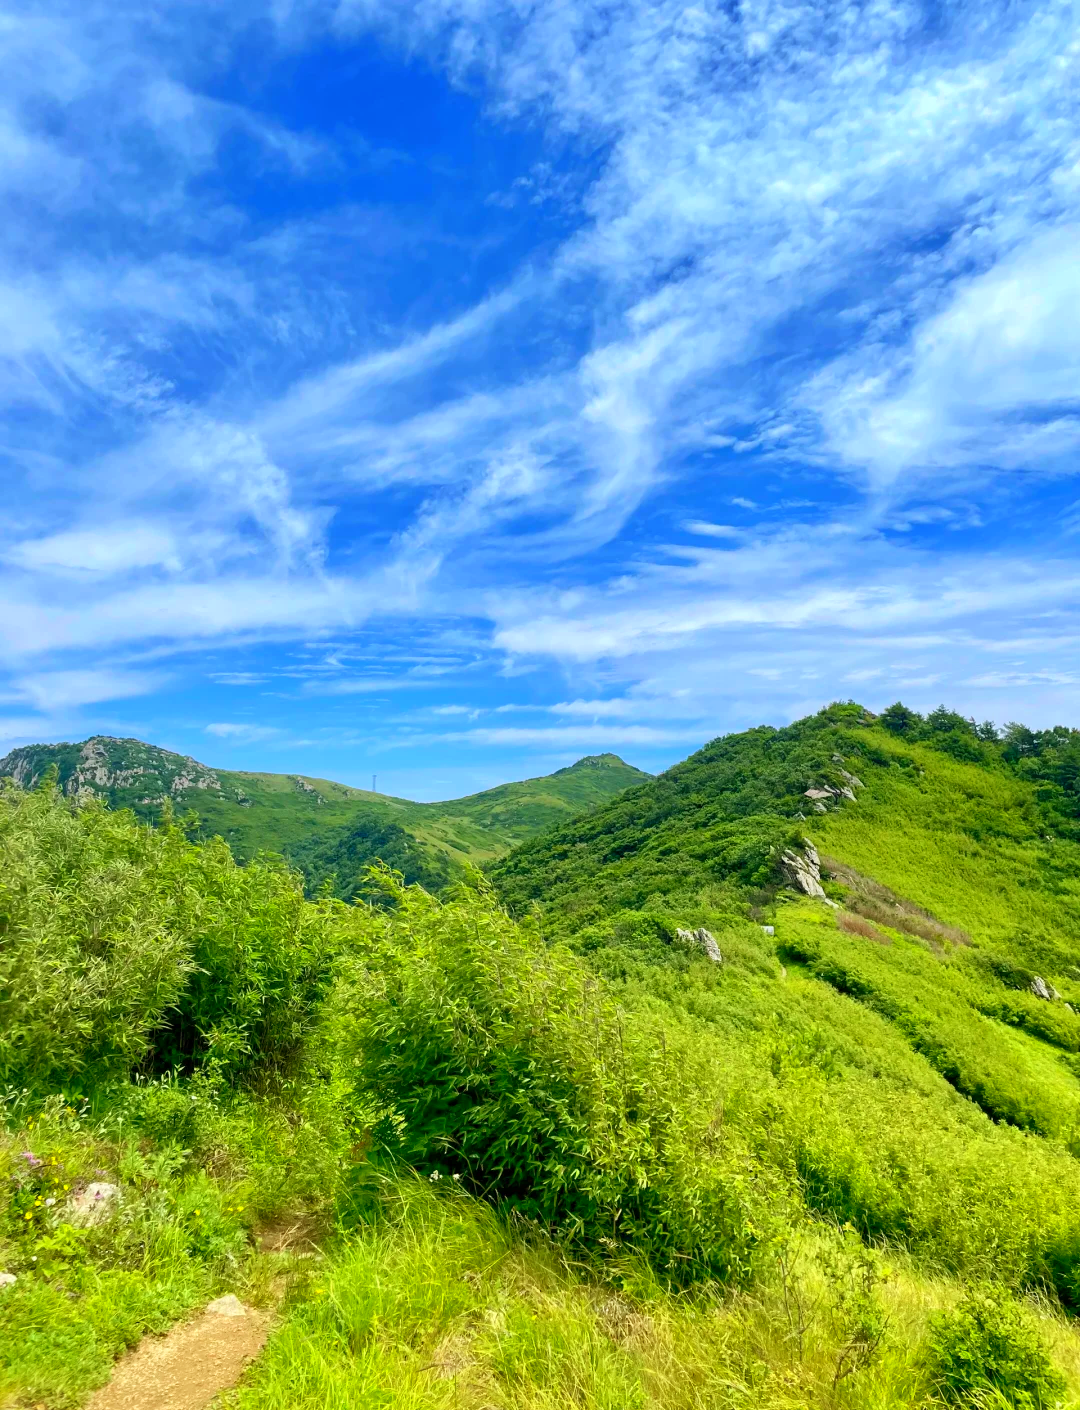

[781,842,827,899]
[804,779,860,809]
[171,767,222,794]
[0,736,228,801]
[0,1272,16,1288]
[68,1181,120,1226]
[761,924,775,936]
[291,777,324,803]
[839,769,865,789]
[675,927,723,964]
[1030,976,1061,1002]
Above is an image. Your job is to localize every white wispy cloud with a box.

[3,0,1080,762]
[205,722,284,743]
[398,724,704,749]
[11,668,168,712]
[5,526,183,576]
[683,522,741,540]
[807,223,1080,484]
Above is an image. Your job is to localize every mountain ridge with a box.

[0,734,651,893]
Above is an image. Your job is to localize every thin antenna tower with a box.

[372,774,377,793]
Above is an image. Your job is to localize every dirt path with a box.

[85,1296,270,1410]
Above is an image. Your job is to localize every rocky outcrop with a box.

[1,754,35,787]
[1030,976,1061,1002]
[171,767,222,794]
[0,736,225,803]
[803,783,857,812]
[65,738,116,796]
[65,738,223,799]
[803,763,864,813]
[781,841,828,900]
[291,777,324,803]
[676,927,722,964]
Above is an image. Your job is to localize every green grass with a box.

[489,705,1080,1306]
[226,1180,1080,1410]
[12,705,1080,1407]
[0,1095,262,1407]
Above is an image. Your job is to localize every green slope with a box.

[12,708,1080,1406]
[0,736,650,893]
[491,702,1080,1302]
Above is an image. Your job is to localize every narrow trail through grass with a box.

[85,1298,269,1410]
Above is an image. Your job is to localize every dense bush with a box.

[926,1287,1066,1407]
[338,869,770,1286]
[0,779,341,1088]
[879,701,1080,833]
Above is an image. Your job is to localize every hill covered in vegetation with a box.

[493,701,1080,1186]
[6,705,1080,1408]
[0,737,649,894]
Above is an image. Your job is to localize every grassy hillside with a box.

[9,708,1080,1408]
[488,705,1080,1294]
[0,737,649,892]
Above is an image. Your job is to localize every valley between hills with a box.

[0,736,650,895]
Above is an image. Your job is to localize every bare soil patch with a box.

[84,1297,270,1410]
[821,857,972,948]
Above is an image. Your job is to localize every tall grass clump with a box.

[337,869,773,1287]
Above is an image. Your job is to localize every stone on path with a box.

[206,1294,247,1318]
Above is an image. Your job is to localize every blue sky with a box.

[3,0,1080,799]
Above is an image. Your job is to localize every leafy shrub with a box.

[925,1288,1065,1408]
[339,869,769,1286]
[150,841,341,1079]
[0,780,341,1088]
[129,1078,201,1149]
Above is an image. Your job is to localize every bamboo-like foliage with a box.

[338,867,774,1286]
[0,777,340,1088]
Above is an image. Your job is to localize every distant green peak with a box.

[561,753,646,774]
